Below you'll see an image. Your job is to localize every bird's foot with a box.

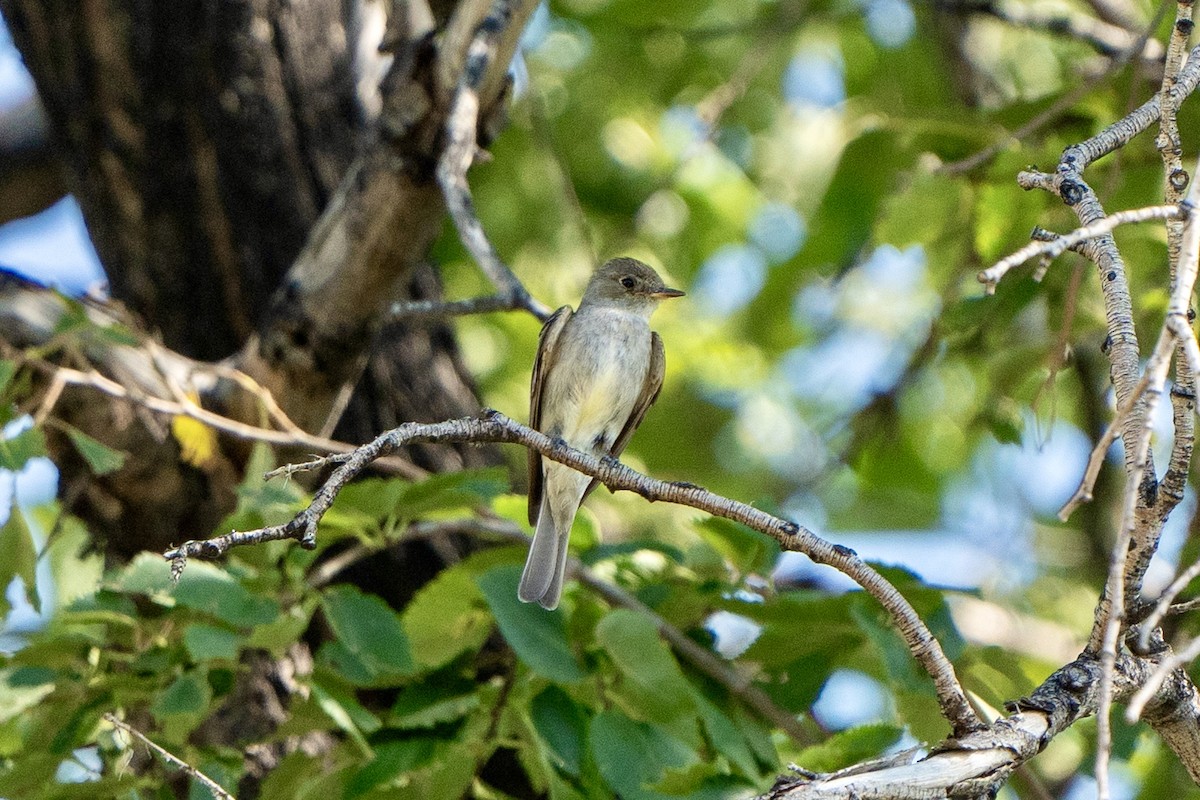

[600,454,622,469]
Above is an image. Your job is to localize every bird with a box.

[519,257,684,609]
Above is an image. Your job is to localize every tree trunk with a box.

[0,0,498,560]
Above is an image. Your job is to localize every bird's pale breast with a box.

[543,306,652,453]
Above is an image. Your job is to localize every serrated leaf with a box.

[394,467,509,519]
[345,738,437,797]
[594,609,695,723]
[693,692,762,779]
[60,422,127,475]
[590,710,697,800]
[476,564,583,684]
[0,501,38,614]
[41,512,103,609]
[247,601,316,654]
[332,477,408,520]
[151,669,212,741]
[321,585,415,681]
[402,564,491,670]
[0,667,55,724]
[389,677,481,729]
[311,681,374,757]
[113,553,279,626]
[0,425,46,471]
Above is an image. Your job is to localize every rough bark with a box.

[0,0,498,560]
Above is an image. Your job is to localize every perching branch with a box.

[165,410,983,738]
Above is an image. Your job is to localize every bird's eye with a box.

[620,276,636,289]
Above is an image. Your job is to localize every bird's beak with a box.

[650,287,686,299]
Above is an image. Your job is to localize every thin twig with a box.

[435,1,551,323]
[1138,555,1200,652]
[26,360,425,479]
[390,293,536,321]
[165,410,983,737]
[978,204,1184,291]
[103,713,236,800]
[1125,637,1200,721]
[1096,153,1200,800]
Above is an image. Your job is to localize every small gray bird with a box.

[519,258,684,610]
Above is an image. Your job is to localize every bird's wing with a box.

[583,330,666,502]
[527,305,574,525]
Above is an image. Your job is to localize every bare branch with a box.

[390,292,536,322]
[25,359,425,479]
[978,204,1184,291]
[103,713,236,800]
[165,410,983,737]
[765,652,1200,798]
[435,1,552,323]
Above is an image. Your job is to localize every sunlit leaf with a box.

[0,501,38,614]
[0,426,46,471]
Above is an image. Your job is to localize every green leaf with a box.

[394,467,509,519]
[594,609,695,722]
[389,675,482,729]
[476,565,583,684]
[851,602,927,694]
[332,477,407,520]
[346,738,438,798]
[401,563,491,671]
[152,670,212,716]
[112,553,279,627]
[0,360,17,397]
[247,601,316,654]
[321,585,415,680]
[40,511,103,610]
[311,681,374,757]
[693,692,762,779]
[0,667,55,724]
[183,624,242,662]
[531,686,588,776]
[590,710,697,800]
[0,501,38,614]
[694,517,779,576]
[0,425,46,471]
[151,669,213,738]
[794,723,903,773]
[59,423,127,475]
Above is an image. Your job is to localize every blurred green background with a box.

[4,0,1200,797]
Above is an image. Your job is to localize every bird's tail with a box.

[518,492,574,610]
